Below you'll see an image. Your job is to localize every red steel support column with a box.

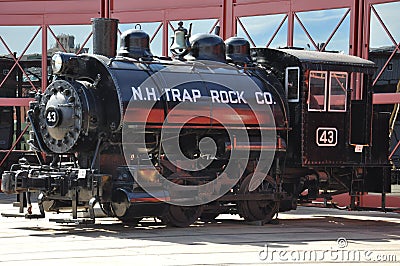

[162,11,168,57]
[362,0,371,59]
[105,0,110,18]
[221,0,235,40]
[352,0,361,57]
[41,23,47,92]
[100,0,105,18]
[100,0,111,18]
[287,10,294,48]
[351,0,363,99]
[358,0,370,99]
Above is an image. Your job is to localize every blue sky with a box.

[0,2,399,58]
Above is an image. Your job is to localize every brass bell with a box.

[170,29,187,51]
[170,21,191,58]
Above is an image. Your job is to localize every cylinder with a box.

[91,18,119,57]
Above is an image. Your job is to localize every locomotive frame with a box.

[0,19,392,226]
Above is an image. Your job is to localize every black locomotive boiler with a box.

[1,19,391,226]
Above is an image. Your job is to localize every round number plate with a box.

[44,106,60,128]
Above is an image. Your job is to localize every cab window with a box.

[329,72,347,112]
[285,67,300,102]
[308,71,327,111]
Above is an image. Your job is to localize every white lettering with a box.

[210,90,220,103]
[164,88,171,101]
[192,89,201,102]
[255,92,264,104]
[146,87,157,101]
[264,92,273,104]
[47,111,57,123]
[255,92,274,105]
[132,86,143,100]
[132,87,275,105]
[171,89,181,101]
[220,90,229,103]
[237,91,247,103]
[228,91,238,103]
[182,89,193,102]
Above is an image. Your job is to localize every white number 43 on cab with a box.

[316,127,337,147]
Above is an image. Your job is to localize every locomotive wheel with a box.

[118,216,142,225]
[161,205,203,227]
[160,172,203,227]
[111,190,142,225]
[237,172,279,223]
[199,213,219,223]
[100,202,114,217]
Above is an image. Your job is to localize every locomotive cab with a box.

[252,48,391,202]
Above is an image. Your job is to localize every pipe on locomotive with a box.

[91,18,119,57]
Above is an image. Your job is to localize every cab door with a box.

[302,70,349,165]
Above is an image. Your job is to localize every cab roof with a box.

[251,48,376,74]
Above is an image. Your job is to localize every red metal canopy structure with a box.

[0,0,399,104]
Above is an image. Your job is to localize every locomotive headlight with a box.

[51,53,64,74]
[51,53,78,75]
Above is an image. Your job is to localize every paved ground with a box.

[0,193,399,265]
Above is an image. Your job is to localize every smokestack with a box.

[91,18,119,57]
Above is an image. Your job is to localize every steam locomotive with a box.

[0,18,391,226]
